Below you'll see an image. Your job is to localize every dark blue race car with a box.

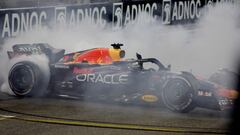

[7,43,238,113]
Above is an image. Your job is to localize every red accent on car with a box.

[195,75,205,80]
[217,87,238,99]
[73,67,93,74]
[74,48,113,64]
[63,55,70,62]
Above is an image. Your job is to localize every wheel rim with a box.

[9,65,35,95]
[164,79,193,111]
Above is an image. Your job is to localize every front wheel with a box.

[8,61,49,97]
[162,76,196,113]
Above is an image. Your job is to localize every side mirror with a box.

[136,53,142,60]
[167,64,171,70]
[136,53,143,69]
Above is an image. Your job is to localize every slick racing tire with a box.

[162,76,196,113]
[8,61,49,97]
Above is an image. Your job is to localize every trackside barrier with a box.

[0,0,236,42]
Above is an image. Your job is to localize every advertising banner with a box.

[0,0,235,42]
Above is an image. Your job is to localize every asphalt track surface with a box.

[0,92,231,135]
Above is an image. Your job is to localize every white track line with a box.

[0,114,15,121]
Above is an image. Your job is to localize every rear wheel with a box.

[8,61,49,97]
[162,77,196,113]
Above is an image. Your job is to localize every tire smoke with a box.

[0,53,50,95]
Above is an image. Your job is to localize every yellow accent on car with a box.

[73,53,81,60]
[109,48,121,61]
[109,48,125,61]
[142,95,159,102]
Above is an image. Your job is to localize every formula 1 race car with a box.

[6,43,238,113]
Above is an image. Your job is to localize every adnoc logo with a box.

[112,3,123,30]
[162,0,171,24]
[162,0,202,24]
[55,7,67,26]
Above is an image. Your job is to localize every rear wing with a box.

[7,43,65,63]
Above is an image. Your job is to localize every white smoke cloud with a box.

[0,53,49,95]
[0,2,239,94]
[186,3,240,76]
